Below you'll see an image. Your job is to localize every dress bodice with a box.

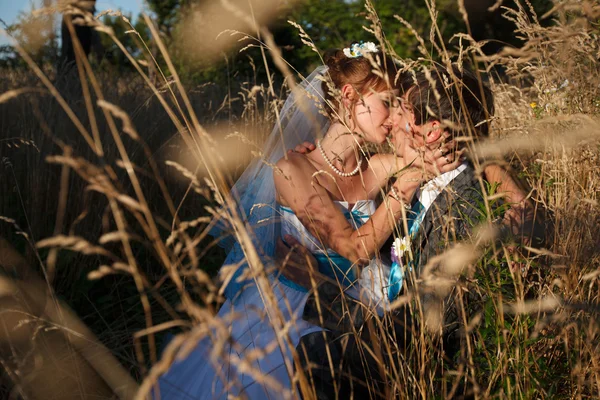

[279,200,376,288]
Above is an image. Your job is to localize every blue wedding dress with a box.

[158,200,383,400]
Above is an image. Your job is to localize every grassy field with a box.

[1,0,600,398]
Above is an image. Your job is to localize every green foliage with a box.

[285,0,554,70]
[454,177,569,397]
[146,0,193,33]
[467,249,571,397]
[93,0,556,84]
[98,13,150,69]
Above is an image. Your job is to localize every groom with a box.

[277,65,545,398]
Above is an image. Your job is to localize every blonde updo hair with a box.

[322,47,400,120]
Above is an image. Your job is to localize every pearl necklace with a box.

[317,140,363,177]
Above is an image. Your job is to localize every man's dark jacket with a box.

[295,164,545,399]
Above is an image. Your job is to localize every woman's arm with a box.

[275,155,409,265]
[275,143,463,265]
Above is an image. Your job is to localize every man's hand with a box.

[287,141,316,155]
[275,235,323,289]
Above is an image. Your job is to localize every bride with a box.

[158,44,467,399]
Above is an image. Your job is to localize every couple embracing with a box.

[158,43,538,399]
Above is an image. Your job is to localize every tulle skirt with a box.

[158,275,323,400]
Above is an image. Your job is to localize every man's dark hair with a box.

[400,64,494,138]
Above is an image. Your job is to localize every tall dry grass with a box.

[1,0,600,399]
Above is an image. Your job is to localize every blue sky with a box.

[0,0,145,45]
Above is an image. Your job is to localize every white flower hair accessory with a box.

[343,41,379,58]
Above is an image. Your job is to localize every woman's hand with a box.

[287,141,316,155]
[275,235,323,289]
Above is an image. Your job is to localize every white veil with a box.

[212,66,330,300]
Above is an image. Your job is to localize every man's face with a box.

[390,93,420,158]
[390,91,440,161]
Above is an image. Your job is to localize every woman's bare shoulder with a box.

[274,152,319,184]
[275,152,315,172]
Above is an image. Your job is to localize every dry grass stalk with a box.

[2,0,600,398]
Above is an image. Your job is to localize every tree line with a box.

[2,0,554,83]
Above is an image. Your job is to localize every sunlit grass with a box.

[1,0,599,399]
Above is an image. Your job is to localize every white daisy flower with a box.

[391,236,410,263]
